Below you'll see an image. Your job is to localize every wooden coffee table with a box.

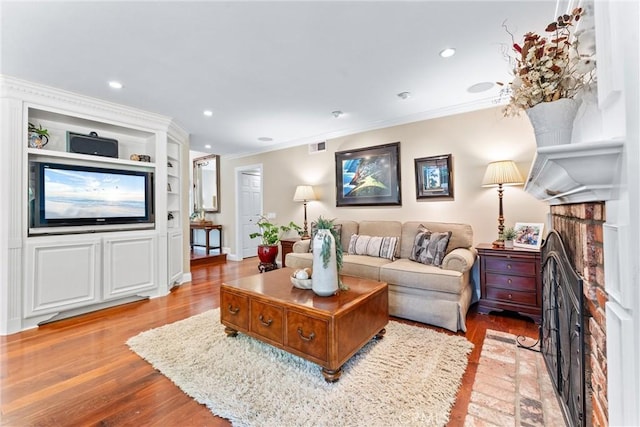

[220,268,388,382]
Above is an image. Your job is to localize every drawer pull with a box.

[297,327,315,342]
[507,264,512,270]
[227,304,240,315]
[508,293,513,300]
[507,278,513,284]
[258,314,273,327]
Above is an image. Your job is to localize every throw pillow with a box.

[308,223,342,253]
[409,225,452,267]
[347,234,398,260]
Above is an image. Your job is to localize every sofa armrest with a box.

[292,240,311,253]
[441,247,477,273]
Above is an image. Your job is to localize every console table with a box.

[190,223,223,255]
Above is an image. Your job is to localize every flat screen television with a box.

[30,161,155,233]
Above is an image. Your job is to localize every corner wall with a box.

[217,106,549,257]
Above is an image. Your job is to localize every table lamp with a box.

[293,185,316,239]
[482,160,524,248]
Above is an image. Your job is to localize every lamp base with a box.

[492,239,505,248]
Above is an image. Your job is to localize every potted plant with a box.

[311,216,347,295]
[28,122,50,149]
[249,216,301,266]
[503,227,517,249]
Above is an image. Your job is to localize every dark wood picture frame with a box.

[335,142,401,207]
[414,154,453,199]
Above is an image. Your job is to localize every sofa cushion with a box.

[408,226,451,267]
[342,254,390,281]
[400,221,473,259]
[347,235,398,260]
[334,220,359,251]
[380,258,466,295]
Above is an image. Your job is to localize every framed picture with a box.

[513,222,545,250]
[414,154,453,199]
[335,142,401,207]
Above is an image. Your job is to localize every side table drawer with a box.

[250,300,284,345]
[485,258,536,276]
[485,273,537,291]
[286,310,328,362]
[485,287,537,306]
[220,290,249,331]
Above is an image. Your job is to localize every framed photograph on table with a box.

[414,154,453,199]
[335,142,401,207]
[513,223,545,250]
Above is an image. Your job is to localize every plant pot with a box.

[504,240,514,249]
[525,98,580,147]
[28,131,48,149]
[311,229,339,297]
[257,245,278,264]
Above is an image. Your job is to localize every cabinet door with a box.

[103,233,158,299]
[168,231,183,285]
[24,238,101,318]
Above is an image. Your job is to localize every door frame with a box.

[234,164,263,261]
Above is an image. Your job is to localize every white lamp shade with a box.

[293,185,316,202]
[482,160,524,186]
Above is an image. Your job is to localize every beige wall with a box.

[214,106,549,258]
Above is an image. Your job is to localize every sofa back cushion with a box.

[333,220,359,251]
[358,221,402,258]
[400,221,473,259]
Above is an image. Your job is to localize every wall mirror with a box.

[193,154,220,213]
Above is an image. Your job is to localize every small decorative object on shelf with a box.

[167,161,173,168]
[503,227,517,249]
[167,212,174,220]
[498,7,596,146]
[167,183,172,192]
[130,154,151,162]
[28,122,49,149]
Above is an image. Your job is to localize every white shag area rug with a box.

[127,309,473,427]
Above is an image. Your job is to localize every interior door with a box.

[240,171,262,258]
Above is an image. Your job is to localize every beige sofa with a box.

[285,220,476,332]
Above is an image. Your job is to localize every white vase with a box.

[525,98,580,147]
[311,229,339,297]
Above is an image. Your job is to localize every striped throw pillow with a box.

[347,234,398,260]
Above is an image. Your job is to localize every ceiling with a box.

[1,1,559,157]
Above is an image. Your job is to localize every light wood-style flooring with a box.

[0,259,538,426]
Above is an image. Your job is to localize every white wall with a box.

[217,105,549,257]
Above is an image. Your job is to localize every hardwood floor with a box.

[0,259,538,426]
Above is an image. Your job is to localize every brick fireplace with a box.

[549,202,607,427]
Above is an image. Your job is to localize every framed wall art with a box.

[414,154,453,199]
[513,222,545,250]
[335,142,401,207]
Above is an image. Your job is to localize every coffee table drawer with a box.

[286,310,328,362]
[250,300,283,345]
[220,290,249,331]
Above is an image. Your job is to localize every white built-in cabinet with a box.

[0,76,189,334]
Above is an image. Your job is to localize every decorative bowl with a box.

[291,276,312,290]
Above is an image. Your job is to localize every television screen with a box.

[31,161,154,231]
[44,166,147,219]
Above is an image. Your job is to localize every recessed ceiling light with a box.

[203,110,213,117]
[467,82,495,93]
[332,110,343,118]
[439,48,456,58]
[397,91,411,100]
[258,137,273,142]
[204,144,212,149]
[108,81,123,89]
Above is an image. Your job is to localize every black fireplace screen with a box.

[541,230,586,427]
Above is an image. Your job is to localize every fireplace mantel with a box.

[524,139,624,205]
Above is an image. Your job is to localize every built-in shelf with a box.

[525,139,624,205]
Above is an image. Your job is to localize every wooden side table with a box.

[190,223,223,255]
[476,243,542,323]
[280,237,301,268]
